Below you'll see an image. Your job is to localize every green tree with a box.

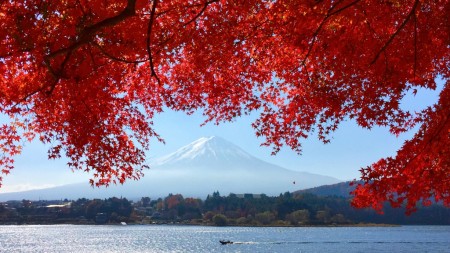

[287,209,310,225]
[315,210,330,224]
[255,211,275,225]
[213,214,228,226]
[140,197,151,207]
[331,214,347,224]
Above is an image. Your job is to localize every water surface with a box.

[0,225,449,252]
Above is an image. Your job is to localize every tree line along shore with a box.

[1,192,448,226]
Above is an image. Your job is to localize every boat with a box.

[219,240,233,245]
[120,222,127,226]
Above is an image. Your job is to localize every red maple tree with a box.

[0,0,448,213]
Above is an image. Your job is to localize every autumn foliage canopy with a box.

[0,0,448,212]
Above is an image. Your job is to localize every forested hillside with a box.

[1,191,448,225]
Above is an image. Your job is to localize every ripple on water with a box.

[0,225,449,253]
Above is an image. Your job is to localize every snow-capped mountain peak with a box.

[153,136,253,166]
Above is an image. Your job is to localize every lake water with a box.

[0,225,449,252]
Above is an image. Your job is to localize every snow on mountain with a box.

[152,136,253,167]
[151,136,297,175]
[0,136,341,201]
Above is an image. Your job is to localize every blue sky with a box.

[0,80,443,193]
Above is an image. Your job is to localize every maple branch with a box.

[43,0,137,81]
[370,0,420,65]
[92,42,147,64]
[182,0,219,27]
[413,12,418,80]
[46,50,73,95]
[154,1,215,19]
[10,87,46,110]
[297,0,362,85]
[76,0,87,16]
[12,0,138,107]
[0,47,34,59]
[47,0,137,60]
[146,0,161,85]
[360,8,382,41]
[87,44,99,70]
[301,0,362,66]
[85,44,111,75]
[41,0,137,96]
[150,0,219,56]
[401,110,450,179]
[142,0,218,60]
[10,48,74,109]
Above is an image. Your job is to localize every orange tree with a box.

[0,0,448,213]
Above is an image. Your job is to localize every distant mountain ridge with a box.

[294,181,356,198]
[0,136,341,201]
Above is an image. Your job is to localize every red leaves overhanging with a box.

[0,0,448,213]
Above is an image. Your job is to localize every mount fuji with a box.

[0,136,341,201]
[153,136,256,168]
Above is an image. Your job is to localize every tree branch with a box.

[301,0,362,66]
[47,0,137,60]
[370,0,420,65]
[14,0,138,106]
[46,49,73,95]
[44,0,138,82]
[92,42,147,64]
[11,49,72,109]
[182,0,219,27]
[146,0,161,85]
[413,12,418,80]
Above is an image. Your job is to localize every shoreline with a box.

[0,221,401,227]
